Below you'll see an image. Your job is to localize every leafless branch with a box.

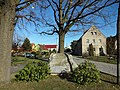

[39,29,58,35]
[47,0,59,27]
[16,0,35,11]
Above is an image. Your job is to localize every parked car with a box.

[25,52,35,58]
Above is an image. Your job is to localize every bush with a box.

[15,61,50,82]
[72,61,100,84]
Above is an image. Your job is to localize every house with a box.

[45,45,57,51]
[39,44,49,52]
[71,25,106,56]
[12,43,24,53]
[31,43,57,52]
[31,43,35,50]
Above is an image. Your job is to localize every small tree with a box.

[89,44,94,56]
[22,38,32,51]
[107,36,116,55]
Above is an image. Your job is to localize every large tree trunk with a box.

[58,33,65,53]
[0,0,16,82]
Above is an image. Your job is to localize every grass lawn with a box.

[0,73,119,90]
[11,56,44,66]
[82,56,117,64]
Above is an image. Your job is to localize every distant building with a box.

[31,43,57,52]
[44,45,57,51]
[71,25,106,56]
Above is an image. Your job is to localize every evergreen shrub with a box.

[72,61,100,84]
[15,61,50,82]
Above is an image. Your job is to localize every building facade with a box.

[72,25,106,56]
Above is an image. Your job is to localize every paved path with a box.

[10,64,27,74]
[73,56,120,76]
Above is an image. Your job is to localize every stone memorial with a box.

[49,53,78,74]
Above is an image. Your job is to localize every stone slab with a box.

[49,53,78,74]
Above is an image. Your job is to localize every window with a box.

[94,32,97,35]
[91,32,93,35]
[86,39,89,43]
[93,39,95,43]
[99,39,102,43]
[93,48,95,51]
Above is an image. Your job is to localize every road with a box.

[73,56,120,76]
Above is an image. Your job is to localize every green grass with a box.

[0,73,119,90]
[11,56,43,66]
[83,56,117,64]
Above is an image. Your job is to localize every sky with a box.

[14,1,119,48]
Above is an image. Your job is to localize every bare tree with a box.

[38,0,119,53]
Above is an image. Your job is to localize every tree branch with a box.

[41,13,58,32]
[39,30,58,35]
[16,0,35,11]
[16,0,31,6]
[70,0,119,23]
[47,0,59,27]
[51,0,59,10]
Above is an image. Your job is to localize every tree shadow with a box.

[100,72,117,84]
[58,53,74,82]
[101,79,117,84]
[58,70,74,83]
[64,53,73,72]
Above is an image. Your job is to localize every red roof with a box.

[45,45,57,49]
[38,44,57,50]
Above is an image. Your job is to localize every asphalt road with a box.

[73,56,120,76]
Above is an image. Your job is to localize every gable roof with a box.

[39,44,48,50]
[80,25,106,39]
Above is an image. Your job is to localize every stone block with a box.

[49,53,78,74]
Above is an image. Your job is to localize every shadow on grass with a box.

[59,71,118,85]
[100,72,117,84]
[101,79,117,84]
[59,71,74,83]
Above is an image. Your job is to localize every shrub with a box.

[72,61,100,84]
[15,61,50,82]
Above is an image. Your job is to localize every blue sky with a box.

[15,2,118,47]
